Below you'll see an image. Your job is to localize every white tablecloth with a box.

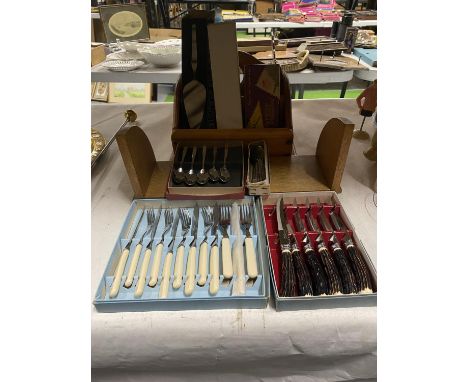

[91,99,377,381]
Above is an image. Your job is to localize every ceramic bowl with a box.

[137,45,181,68]
[117,40,143,53]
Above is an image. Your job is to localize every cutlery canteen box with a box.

[93,197,270,312]
[260,191,377,311]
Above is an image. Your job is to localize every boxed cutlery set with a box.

[94,198,270,312]
[261,192,376,310]
[167,142,245,199]
[98,11,377,312]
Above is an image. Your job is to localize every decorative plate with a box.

[101,60,145,72]
[91,129,106,163]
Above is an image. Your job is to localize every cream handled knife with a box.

[109,208,146,298]
[159,210,180,298]
[124,210,154,288]
[184,205,199,296]
[134,208,161,298]
[148,209,174,287]
[173,208,191,289]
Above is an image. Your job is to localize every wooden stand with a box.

[171,66,294,156]
[116,117,353,198]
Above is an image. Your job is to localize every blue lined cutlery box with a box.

[94,197,270,312]
[260,192,377,311]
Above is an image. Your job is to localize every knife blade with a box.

[276,198,296,297]
[160,209,180,298]
[109,208,146,298]
[294,201,328,296]
[185,205,199,296]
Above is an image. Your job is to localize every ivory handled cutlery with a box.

[148,209,173,287]
[240,204,258,279]
[184,205,199,296]
[135,208,161,297]
[124,210,155,288]
[173,208,191,289]
[160,210,180,298]
[109,208,145,298]
[219,205,233,280]
[198,207,213,286]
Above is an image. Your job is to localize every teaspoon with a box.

[173,146,188,184]
[219,144,231,183]
[185,147,198,186]
[197,146,209,185]
[208,146,219,182]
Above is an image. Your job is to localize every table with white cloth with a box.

[91,99,377,381]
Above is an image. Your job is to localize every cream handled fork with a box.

[135,208,161,297]
[184,205,199,296]
[220,205,233,279]
[240,204,258,279]
[124,210,155,288]
[109,208,146,298]
[148,209,174,287]
[160,211,180,298]
[173,208,191,289]
[198,207,213,286]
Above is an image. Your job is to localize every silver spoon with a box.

[185,147,198,186]
[208,146,219,182]
[197,146,209,185]
[173,146,188,184]
[219,144,231,183]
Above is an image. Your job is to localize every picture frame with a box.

[92,82,109,102]
[344,27,359,54]
[91,82,97,98]
[99,4,150,43]
[108,83,152,104]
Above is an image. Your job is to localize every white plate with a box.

[101,60,145,72]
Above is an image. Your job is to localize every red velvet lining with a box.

[263,202,353,292]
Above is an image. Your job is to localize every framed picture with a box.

[344,27,359,53]
[108,83,152,104]
[91,82,97,98]
[99,4,150,43]
[92,82,109,102]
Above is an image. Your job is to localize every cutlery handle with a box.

[148,242,163,287]
[124,243,142,288]
[109,248,130,298]
[184,246,197,296]
[221,237,233,279]
[198,241,208,286]
[209,245,220,295]
[173,245,185,289]
[244,237,258,279]
[135,248,152,297]
[159,251,173,298]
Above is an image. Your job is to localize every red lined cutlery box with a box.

[261,191,377,311]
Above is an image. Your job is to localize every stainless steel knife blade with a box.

[167,210,180,252]
[276,198,289,247]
